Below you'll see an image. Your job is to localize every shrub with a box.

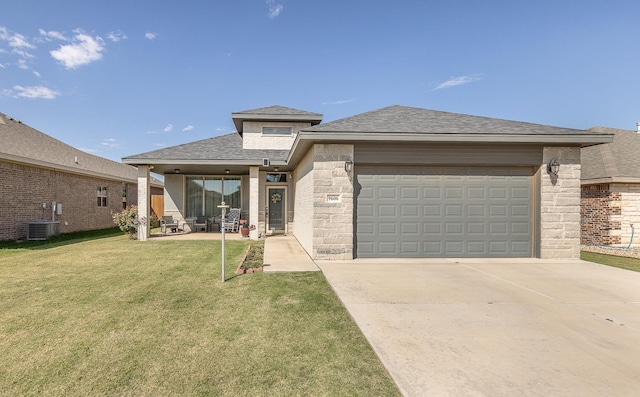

[112,205,145,240]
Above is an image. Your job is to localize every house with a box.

[581,125,640,247]
[0,112,163,241]
[123,105,612,259]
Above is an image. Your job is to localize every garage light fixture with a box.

[547,158,560,177]
[344,159,353,174]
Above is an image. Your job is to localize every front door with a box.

[267,187,286,234]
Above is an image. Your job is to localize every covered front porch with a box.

[132,162,293,242]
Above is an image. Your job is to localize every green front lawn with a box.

[0,235,399,396]
[581,251,640,273]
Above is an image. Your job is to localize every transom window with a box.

[186,176,241,218]
[262,127,292,135]
[266,173,287,183]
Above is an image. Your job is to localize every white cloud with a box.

[101,138,119,148]
[0,26,35,58]
[0,26,35,49]
[17,59,28,69]
[433,74,482,90]
[38,29,68,41]
[266,0,283,19]
[322,99,354,105]
[145,32,157,40]
[182,125,194,132]
[163,124,173,132]
[11,48,35,59]
[13,85,60,99]
[33,70,41,78]
[50,30,105,69]
[107,30,127,42]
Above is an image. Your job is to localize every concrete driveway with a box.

[316,258,640,397]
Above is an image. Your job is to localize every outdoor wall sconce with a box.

[174,169,180,173]
[225,169,230,174]
[344,159,354,174]
[547,158,560,177]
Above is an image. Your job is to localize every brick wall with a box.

[0,160,142,241]
[611,183,640,246]
[581,184,621,245]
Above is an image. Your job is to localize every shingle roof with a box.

[304,105,594,135]
[582,126,640,181]
[232,105,322,117]
[123,133,289,162]
[0,112,162,186]
[231,105,322,134]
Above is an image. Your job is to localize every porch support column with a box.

[137,165,151,241]
[249,166,259,240]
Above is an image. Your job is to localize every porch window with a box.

[186,176,241,218]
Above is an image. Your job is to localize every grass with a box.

[0,234,400,396]
[581,250,640,273]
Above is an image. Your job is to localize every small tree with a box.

[112,205,143,240]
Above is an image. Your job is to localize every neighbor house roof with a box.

[123,133,289,174]
[0,112,162,186]
[581,126,640,183]
[231,105,322,135]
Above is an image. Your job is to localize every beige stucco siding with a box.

[242,121,312,150]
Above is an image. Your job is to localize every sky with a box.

[2,0,640,164]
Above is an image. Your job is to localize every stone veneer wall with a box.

[312,144,354,260]
[581,184,621,245]
[293,144,355,260]
[540,147,582,259]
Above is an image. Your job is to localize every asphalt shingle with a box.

[582,126,640,180]
[0,112,160,185]
[304,105,594,135]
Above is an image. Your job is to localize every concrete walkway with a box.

[263,235,319,272]
[317,258,640,397]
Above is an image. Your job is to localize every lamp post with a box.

[218,201,229,282]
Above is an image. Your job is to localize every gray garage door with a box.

[356,166,534,258]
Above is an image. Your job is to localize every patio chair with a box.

[161,216,178,234]
[223,208,241,233]
[194,216,208,232]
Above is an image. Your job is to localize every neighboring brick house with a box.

[581,126,640,247]
[0,112,163,241]
[124,105,612,259]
